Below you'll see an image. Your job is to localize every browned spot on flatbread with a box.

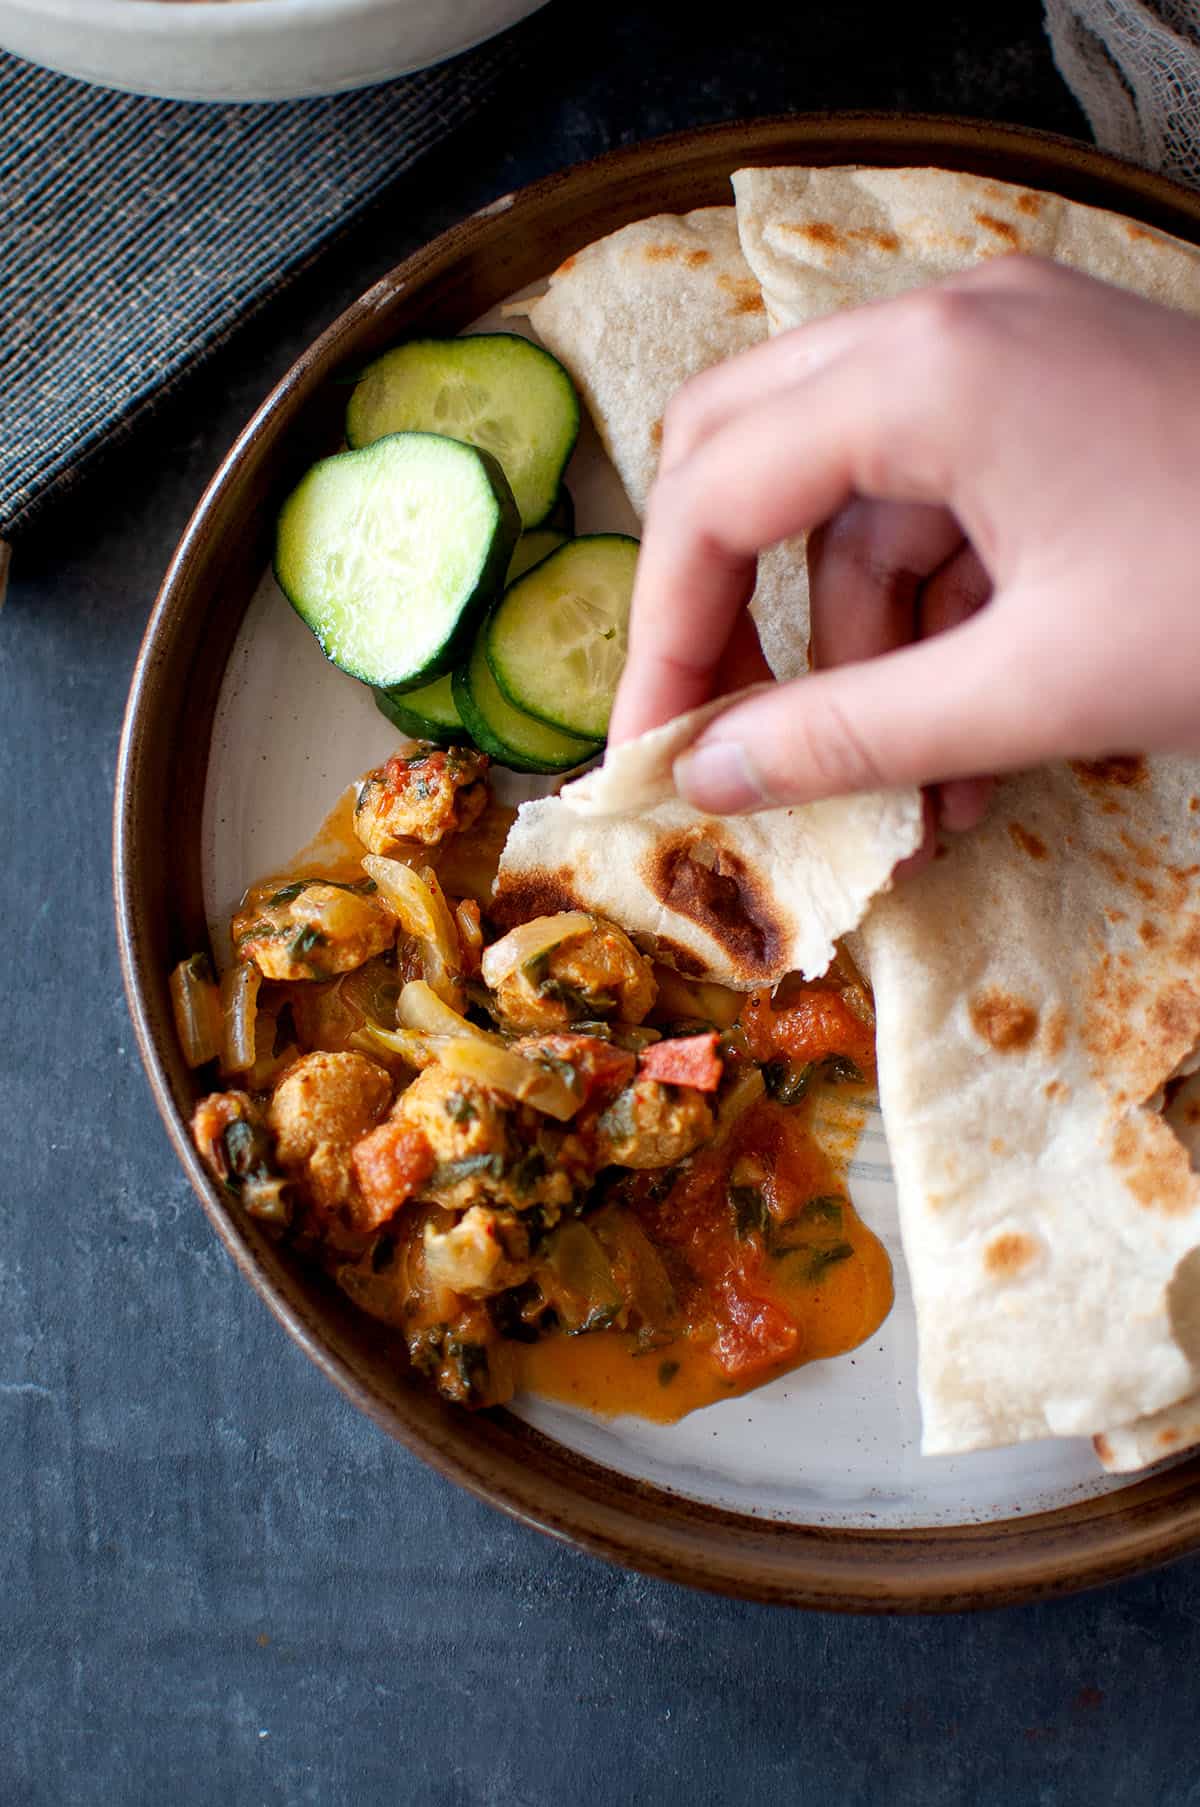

[1071,755,1148,789]
[1190,797,1199,813]
[1016,190,1046,216]
[1118,830,1158,871]
[643,825,784,981]
[644,242,680,262]
[984,1231,1039,1278]
[1152,987,1200,1050]
[1140,919,1162,946]
[1040,1011,1069,1062]
[1094,849,1130,889]
[1106,908,1127,925]
[974,211,1022,247]
[1094,1433,1114,1463]
[989,1137,1007,1156]
[783,220,845,250]
[684,248,711,268]
[1045,1079,1069,1100]
[489,869,582,930]
[1008,821,1048,861]
[649,418,663,449]
[1126,222,1158,243]
[970,988,1039,1052]
[1158,1427,1182,1449]
[781,221,900,255]
[646,935,706,978]
[715,272,765,317]
[555,254,577,276]
[1111,1117,1196,1214]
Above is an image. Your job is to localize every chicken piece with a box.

[384,1065,514,1212]
[232,878,395,982]
[268,1050,393,1218]
[594,1076,714,1170]
[354,745,489,853]
[422,1206,534,1299]
[492,919,656,1032]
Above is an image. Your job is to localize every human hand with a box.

[609,257,1200,828]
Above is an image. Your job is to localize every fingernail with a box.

[674,740,767,814]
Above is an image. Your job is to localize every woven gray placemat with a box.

[0,30,528,550]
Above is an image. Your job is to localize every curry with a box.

[174,743,892,1421]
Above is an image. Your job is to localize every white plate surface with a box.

[201,300,1127,1530]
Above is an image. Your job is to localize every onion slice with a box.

[351,1023,444,1071]
[397,979,503,1043]
[170,954,222,1068]
[220,962,261,1076]
[480,911,594,989]
[362,856,464,1009]
[437,1037,581,1121]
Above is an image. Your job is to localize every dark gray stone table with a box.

[7,4,1200,1800]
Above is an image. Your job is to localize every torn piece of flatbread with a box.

[493,781,923,991]
[1095,1075,1200,1474]
[525,206,809,680]
[856,756,1200,1457]
[559,686,772,819]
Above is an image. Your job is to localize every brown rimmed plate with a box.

[115,113,1200,1612]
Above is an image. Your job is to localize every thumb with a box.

[672,610,1048,811]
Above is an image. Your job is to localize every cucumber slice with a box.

[345,335,580,531]
[275,432,519,690]
[373,672,463,744]
[507,527,568,585]
[453,629,599,774]
[545,486,575,536]
[486,535,639,741]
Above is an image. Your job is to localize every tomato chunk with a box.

[714,1283,801,1378]
[739,986,874,1073]
[639,1032,723,1092]
[351,1121,435,1230]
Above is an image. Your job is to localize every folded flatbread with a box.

[525,207,809,680]
[1093,1076,1200,1473]
[494,775,923,990]
[856,758,1200,1452]
[732,164,1200,331]
[730,164,1200,1468]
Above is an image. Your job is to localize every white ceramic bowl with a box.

[0,0,546,102]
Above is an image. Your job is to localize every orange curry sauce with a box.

[269,782,893,1424]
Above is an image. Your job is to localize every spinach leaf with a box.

[288,925,327,961]
[433,1153,505,1186]
[798,1194,846,1232]
[762,1058,815,1105]
[728,1182,770,1240]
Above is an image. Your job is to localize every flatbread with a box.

[526,207,809,680]
[494,781,924,991]
[731,165,1200,1467]
[856,758,1200,1454]
[558,685,772,818]
[1094,1074,1200,1474]
[732,164,1200,331]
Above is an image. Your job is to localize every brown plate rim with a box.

[115,110,1200,1613]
